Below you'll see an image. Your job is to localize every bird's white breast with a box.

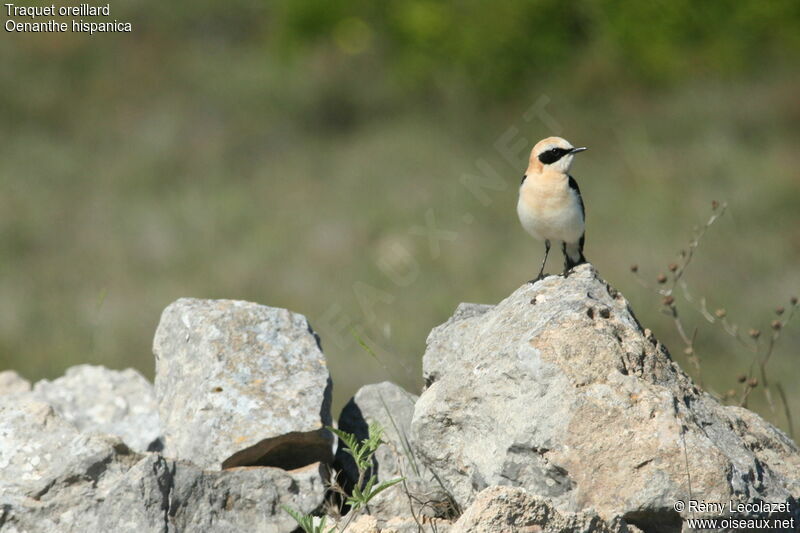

[517,172,584,243]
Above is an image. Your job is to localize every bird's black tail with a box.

[563,234,586,271]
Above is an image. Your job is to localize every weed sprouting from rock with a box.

[284,422,404,532]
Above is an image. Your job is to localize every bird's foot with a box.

[528,273,547,284]
[563,260,588,278]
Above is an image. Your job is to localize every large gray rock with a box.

[336,382,450,521]
[453,486,635,533]
[0,370,30,395]
[411,264,800,533]
[153,298,333,470]
[0,394,135,508]
[96,456,327,533]
[0,395,326,533]
[32,364,161,452]
[0,395,142,530]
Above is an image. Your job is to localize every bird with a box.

[517,136,588,282]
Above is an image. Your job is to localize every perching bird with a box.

[517,136,588,281]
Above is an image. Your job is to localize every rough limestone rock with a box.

[153,298,333,470]
[0,396,135,510]
[336,382,449,521]
[453,486,635,533]
[96,456,327,533]
[411,264,800,533]
[32,364,162,452]
[347,515,381,533]
[345,515,454,533]
[0,395,326,533]
[0,370,30,395]
[385,517,456,533]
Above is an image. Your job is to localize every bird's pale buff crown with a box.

[526,136,584,175]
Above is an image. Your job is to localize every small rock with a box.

[0,370,31,395]
[32,365,161,452]
[383,516,453,533]
[453,486,632,533]
[153,298,333,470]
[347,515,380,533]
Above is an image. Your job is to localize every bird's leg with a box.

[562,241,571,277]
[529,240,551,283]
[562,239,586,277]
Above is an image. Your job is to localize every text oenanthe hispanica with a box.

[4,3,133,34]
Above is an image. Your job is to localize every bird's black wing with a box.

[568,174,585,220]
[566,174,587,267]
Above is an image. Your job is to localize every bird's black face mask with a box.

[538,147,571,165]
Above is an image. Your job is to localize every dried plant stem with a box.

[775,383,795,439]
[631,202,797,437]
[669,203,727,290]
[759,336,777,414]
[739,382,756,408]
[678,281,716,323]
[631,203,728,386]
[740,304,796,411]
[667,306,702,386]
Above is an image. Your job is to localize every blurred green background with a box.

[2,1,799,433]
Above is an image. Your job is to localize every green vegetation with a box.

[282,506,336,533]
[284,423,403,531]
[330,423,404,512]
[275,0,800,94]
[1,2,798,432]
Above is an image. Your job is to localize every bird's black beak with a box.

[570,147,588,154]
